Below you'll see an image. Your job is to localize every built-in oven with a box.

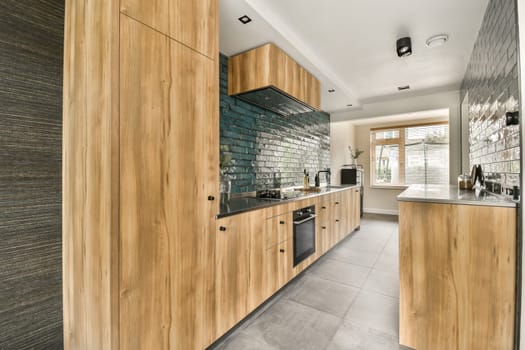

[293,205,316,267]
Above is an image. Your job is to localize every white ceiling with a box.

[220,0,489,113]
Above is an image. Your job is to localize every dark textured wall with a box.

[220,54,331,193]
[461,0,520,193]
[0,1,64,349]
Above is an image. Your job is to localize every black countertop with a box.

[217,185,360,218]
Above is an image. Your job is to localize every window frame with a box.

[370,121,449,189]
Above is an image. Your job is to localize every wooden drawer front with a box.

[266,213,292,248]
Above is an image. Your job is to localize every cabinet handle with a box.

[335,219,340,222]
[322,206,326,209]
[335,202,340,205]
[208,196,215,201]
[279,221,285,225]
[219,226,226,231]
[322,226,326,229]
[355,190,359,193]
[279,249,285,253]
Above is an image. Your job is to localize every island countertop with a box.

[397,184,518,208]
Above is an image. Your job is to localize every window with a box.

[370,122,449,187]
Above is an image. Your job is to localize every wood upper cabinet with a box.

[399,202,516,350]
[120,0,218,59]
[119,15,218,350]
[228,43,321,110]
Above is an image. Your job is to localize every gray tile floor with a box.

[211,214,411,350]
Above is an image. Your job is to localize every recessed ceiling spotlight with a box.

[396,37,412,57]
[426,34,449,48]
[346,104,353,107]
[398,85,410,91]
[238,15,252,24]
[328,89,335,93]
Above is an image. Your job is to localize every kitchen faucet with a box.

[315,169,331,187]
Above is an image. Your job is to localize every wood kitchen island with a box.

[397,185,518,350]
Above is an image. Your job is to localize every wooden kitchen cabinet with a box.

[399,201,516,350]
[316,195,331,255]
[265,239,293,296]
[120,0,218,59]
[331,192,343,244]
[340,189,352,237]
[265,212,292,249]
[63,2,219,349]
[119,15,219,350]
[350,188,361,232]
[228,43,321,109]
[215,214,252,338]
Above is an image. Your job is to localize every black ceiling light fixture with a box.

[328,89,335,93]
[238,15,252,24]
[396,37,412,57]
[398,85,410,91]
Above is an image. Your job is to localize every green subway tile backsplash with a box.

[220,54,330,193]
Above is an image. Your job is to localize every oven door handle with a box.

[293,214,316,225]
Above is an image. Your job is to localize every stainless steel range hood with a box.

[228,43,320,116]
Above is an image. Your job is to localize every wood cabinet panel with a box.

[63,1,120,349]
[265,212,292,249]
[228,43,321,110]
[352,188,361,231]
[119,16,218,350]
[317,195,331,256]
[266,239,293,296]
[331,192,343,244]
[169,0,218,59]
[399,202,516,350]
[120,0,218,59]
[215,214,251,338]
[248,212,274,312]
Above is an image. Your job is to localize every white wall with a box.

[330,90,461,214]
[330,120,356,185]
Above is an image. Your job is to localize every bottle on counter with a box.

[303,169,309,189]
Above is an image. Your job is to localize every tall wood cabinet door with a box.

[119,16,218,350]
[215,214,251,339]
[120,0,218,59]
